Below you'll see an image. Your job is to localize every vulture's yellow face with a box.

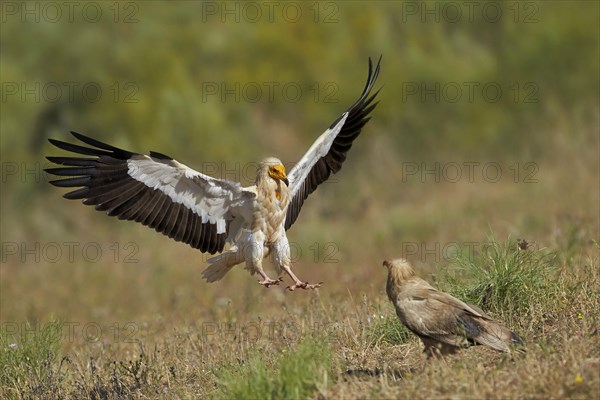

[268,164,289,186]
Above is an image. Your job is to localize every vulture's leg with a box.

[282,266,322,291]
[273,235,321,291]
[422,338,459,360]
[246,235,281,287]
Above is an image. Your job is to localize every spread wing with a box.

[46,132,255,254]
[284,56,382,230]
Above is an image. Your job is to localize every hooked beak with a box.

[269,165,289,186]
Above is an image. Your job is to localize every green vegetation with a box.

[368,314,413,346]
[216,338,331,400]
[0,236,598,398]
[441,235,560,324]
[0,321,64,399]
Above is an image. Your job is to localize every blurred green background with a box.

[1,1,598,322]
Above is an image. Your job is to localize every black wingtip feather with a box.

[48,139,114,157]
[45,167,96,177]
[63,188,90,200]
[328,113,346,130]
[362,102,379,117]
[348,57,382,112]
[149,151,173,160]
[70,131,134,157]
[49,176,92,187]
[48,132,136,160]
[46,156,97,166]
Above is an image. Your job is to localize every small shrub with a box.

[367,315,413,346]
[441,235,559,324]
[215,338,331,400]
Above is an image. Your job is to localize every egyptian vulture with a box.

[383,259,524,357]
[45,58,381,291]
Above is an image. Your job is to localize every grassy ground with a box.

[1,138,598,398]
[1,237,598,399]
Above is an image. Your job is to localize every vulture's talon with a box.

[286,281,322,291]
[258,278,281,288]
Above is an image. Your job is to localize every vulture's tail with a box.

[468,316,525,353]
[202,247,244,282]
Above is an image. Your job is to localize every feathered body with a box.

[202,158,294,286]
[384,259,524,357]
[252,158,291,243]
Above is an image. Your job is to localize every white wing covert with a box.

[46,132,255,254]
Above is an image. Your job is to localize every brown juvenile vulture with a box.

[384,259,524,358]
